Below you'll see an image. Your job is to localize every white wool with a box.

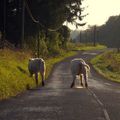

[71,58,87,76]
[28,58,45,75]
[70,58,90,88]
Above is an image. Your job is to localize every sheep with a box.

[28,58,46,86]
[70,58,90,88]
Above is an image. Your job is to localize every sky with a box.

[68,0,120,30]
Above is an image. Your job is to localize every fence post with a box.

[20,0,25,49]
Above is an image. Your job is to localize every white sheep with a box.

[28,58,46,86]
[70,58,90,88]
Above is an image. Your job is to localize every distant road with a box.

[0,50,120,120]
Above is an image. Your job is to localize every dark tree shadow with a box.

[26,84,30,90]
[17,66,27,74]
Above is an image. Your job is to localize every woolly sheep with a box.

[70,58,90,88]
[28,58,46,86]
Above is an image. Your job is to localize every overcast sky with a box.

[68,0,120,30]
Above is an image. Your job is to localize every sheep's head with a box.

[29,58,35,62]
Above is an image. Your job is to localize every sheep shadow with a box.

[17,66,44,91]
[17,66,31,90]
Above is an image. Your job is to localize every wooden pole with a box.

[21,0,25,48]
[93,25,96,46]
[37,32,40,58]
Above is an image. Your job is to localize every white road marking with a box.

[103,109,111,120]
[87,88,111,120]
[104,83,111,86]
[83,52,98,55]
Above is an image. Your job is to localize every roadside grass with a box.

[0,49,35,99]
[91,50,120,83]
[0,43,107,100]
[0,49,78,100]
[67,42,106,51]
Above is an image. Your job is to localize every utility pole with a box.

[37,32,40,58]
[93,25,96,46]
[79,31,82,43]
[96,29,99,43]
[2,0,6,49]
[21,0,25,48]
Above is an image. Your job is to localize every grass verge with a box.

[0,49,78,100]
[90,50,120,83]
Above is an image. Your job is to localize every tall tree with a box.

[58,25,70,48]
[27,0,84,30]
[0,0,85,47]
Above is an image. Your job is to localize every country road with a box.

[0,50,120,120]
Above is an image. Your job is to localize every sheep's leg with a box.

[83,74,88,88]
[80,74,83,86]
[40,72,45,86]
[35,73,38,87]
[71,75,76,88]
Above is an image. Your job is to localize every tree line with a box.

[74,15,120,51]
[0,0,85,55]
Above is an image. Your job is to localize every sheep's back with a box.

[71,60,82,75]
[28,58,45,73]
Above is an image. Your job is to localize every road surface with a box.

[0,50,120,120]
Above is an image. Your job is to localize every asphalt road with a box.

[0,50,120,120]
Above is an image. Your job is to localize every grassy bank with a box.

[91,50,120,83]
[0,49,34,100]
[0,49,78,100]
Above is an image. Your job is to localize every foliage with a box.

[99,15,120,50]
[24,36,37,51]
[38,32,49,56]
[58,25,70,48]
[28,0,84,29]
[24,26,71,57]
[0,0,85,48]
[77,15,120,51]
[46,31,61,55]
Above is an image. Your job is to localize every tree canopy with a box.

[0,0,85,45]
[27,0,83,29]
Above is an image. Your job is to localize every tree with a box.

[58,25,70,48]
[27,0,85,30]
[0,0,24,46]
[100,16,120,50]
[0,0,85,48]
